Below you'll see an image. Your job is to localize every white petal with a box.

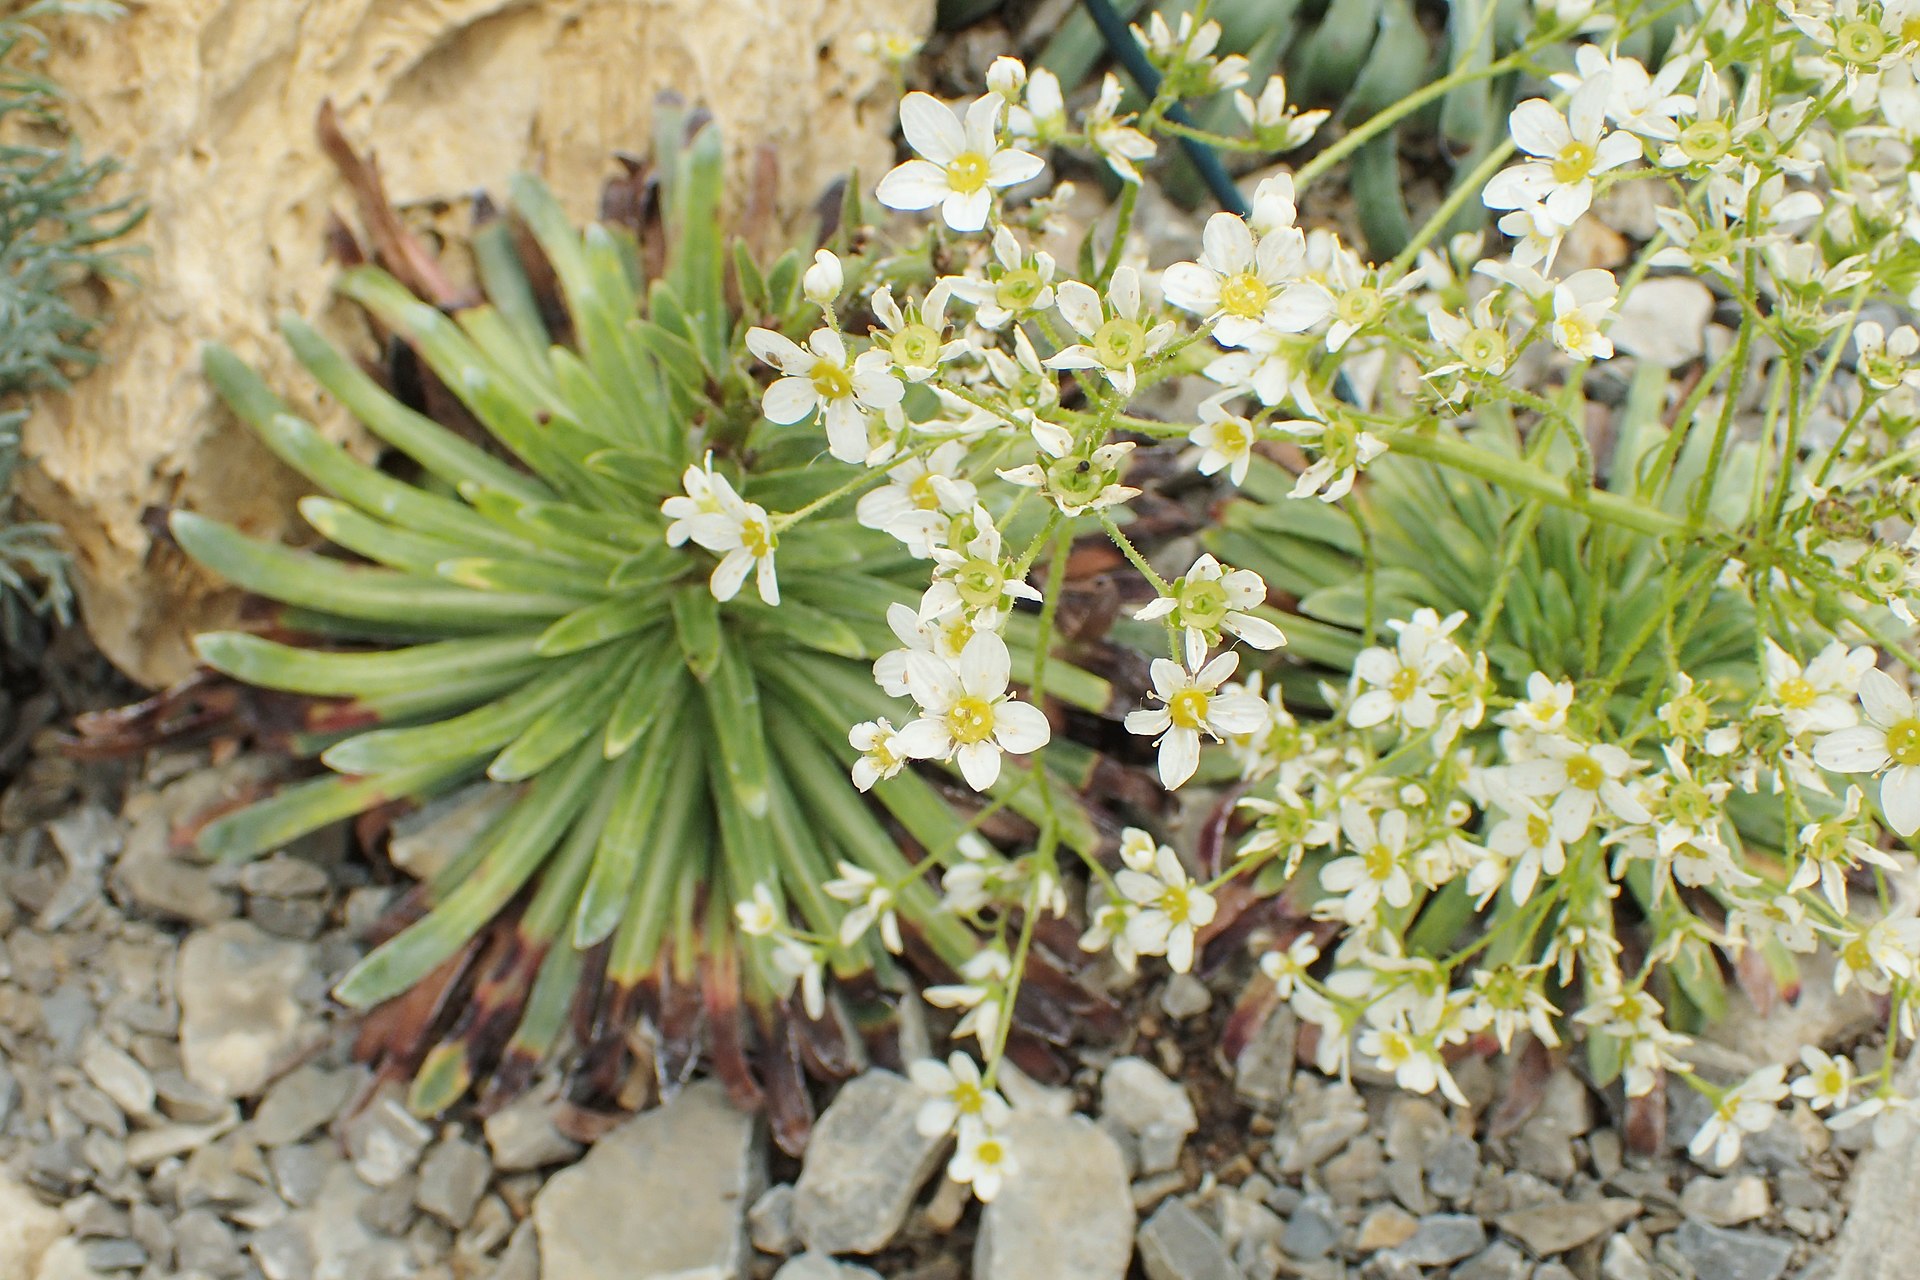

[1860,667,1912,727]
[987,148,1045,188]
[1161,263,1221,315]
[876,160,950,212]
[896,718,954,760]
[993,699,1051,754]
[1201,212,1254,272]
[1159,728,1201,789]
[1509,99,1571,157]
[959,631,1011,699]
[1816,727,1892,774]
[709,550,751,602]
[900,92,964,163]
[942,187,994,233]
[762,377,819,424]
[955,740,1003,790]
[746,327,807,370]
[1885,765,1920,837]
[1055,280,1103,337]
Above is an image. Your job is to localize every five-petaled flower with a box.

[876,92,1045,232]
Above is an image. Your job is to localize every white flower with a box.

[1498,672,1575,733]
[1688,1065,1787,1169]
[985,55,1026,101]
[948,1119,1017,1201]
[1789,787,1898,912]
[1124,651,1269,789]
[1548,268,1619,360]
[1162,212,1330,348]
[1271,418,1387,502]
[1483,79,1641,230]
[1357,1025,1469,1106]
[1790,1046,1855,1112]
[876,93,1044,232]
[802,249,843,307]
[947,226,1057,330]
[870,282,967,382]
[770,937,826,1018]
[1252,935,1318,1005]
[823,861,901,953]
[1814,667,1920,836]
[1426,295,1510,383]
[1502,733,1651,841]
[1759,639,1874,736]
[896,631,1051,791]
[1133,553,1285,668]
[919,506,1042,628]
[666,465,781,606]
[1549,46,1693,140]
[1318,804,1414,924]
[850,718,909,791]
[925,948,1011,1044]
[1082,73,1157,182]
[1043,267,1172,396]
[1855,320,1920,392]
[734,883,780,936]
[1234,74,1329,150]
[996,441,1140,516]
[908,1052,1010,1137]
[1188,399,1262,486]
[855,441,976,556]
[1114,839,1218,972]
[746,326,904,464]
[1830,1092,1920,1149]
[1485,789,1566,907]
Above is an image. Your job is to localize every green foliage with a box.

[182,121,1106,1116]
[0,0,143,636]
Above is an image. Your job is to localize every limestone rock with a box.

[975,1112,1134,1280]
[22,0,932,686]
[534,1080,760,1280]
[794,1070,945,1255]
[176,921,320,1099]
[1,1172,70,1279]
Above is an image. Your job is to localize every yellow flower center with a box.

[1565,753,1605,792]
[940,614,976,653]
[908,473,942,510]
[946,151,991,193]
[1462,328,1506,371]
[1889,718,1920,767]
[1218,272,1271,319]
[1777,676,1817,709]
[975,1136,1006,1167]
[947,696,997,745]
[1551,140,1597,185]
[1336,286,1381,327]
[952,1079,985,1116]
[1837,19,1889,63]
[1160,884,1193,924]
[892,321,942,367]
[1679,119,1731,163]
[1093,316,1148,367]
[1363,841,1396,882]
[810,361,854,400]
[1559,313,1596,349]
[741,516,776,558]
[1526,813,1553,847]
[1169,688,1211,730]
[1388,667,1420,702]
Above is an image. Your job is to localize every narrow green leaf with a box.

[536,596,664,657]
[333,739,608,1008]
[198,759,471,862]
[700,633,771,817]
[671,585,723,682]
[195,630,544,698]
[489,643,647,782]
[173,512,584,628]
[298,496,468,575]
[575,697,685,946]
[604,643,691,758]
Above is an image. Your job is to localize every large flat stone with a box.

[975,1112,1134,1280]
[794,1070,945,1255]
[534,1081,761,1280]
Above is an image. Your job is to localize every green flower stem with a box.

[1099,512,1171,595]
[1098,181,1140,290]
[1387,136,1517,278]
[1382,429,1691,539]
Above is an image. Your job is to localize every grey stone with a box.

[0,1056,17,1129]
[1159,974,1212,1019]
[1496,1196,1640,1256]
[0,1171,69,1279]
[974,1112,1133,1280]
[1451,1240,1531,1280]
[1536,1266,1579,1280]
[772,1255,883,1280]
[388,785,515,881]
[343,1094,434,1188]
[1603,1233,1654,1280]
[173,1209,245,1277]
[114,852,236,926]
[251,1066,357,1147]
[247,1222,314,1280]
[176,922,319,1098]
[534,1081,759,1280]
[1383,1158,1431,1215]
[152,1070,234,1125]
[1279,1082,1369,1175]
[1233,1006,1298,1109]
[1100,1058,1199,1177]
[795,1070,945,1255]
[357,1174,420,1236]
[1427,1133,1482,1202]
[1613,277,1715,369]
[1354,1204,1417,1252]
[483,1093,582,1173]
[1669,1221,1794,1280]
[1776,1168,1830,1212]
[1394,1213,1486,1266]
[299,1161,413,1280]
[415,1136,490,1228]
[267,1143,334,1208]
[1360,1257,1421,1280]
[749,1184,799,1255]
[1282,1194,1342,1260]
[239,856,330,898]
[39,805,120,929]
[488,1220,540,1280]
[1383,1096,1449,1165]
[1138,1198,1236,1280]
[1682,1174,1772,1226]
[79,1035,155,1119]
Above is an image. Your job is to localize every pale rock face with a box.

[22,0,931,685]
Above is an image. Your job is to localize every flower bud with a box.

[986,56,1027,101]
[803,249,843,308]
